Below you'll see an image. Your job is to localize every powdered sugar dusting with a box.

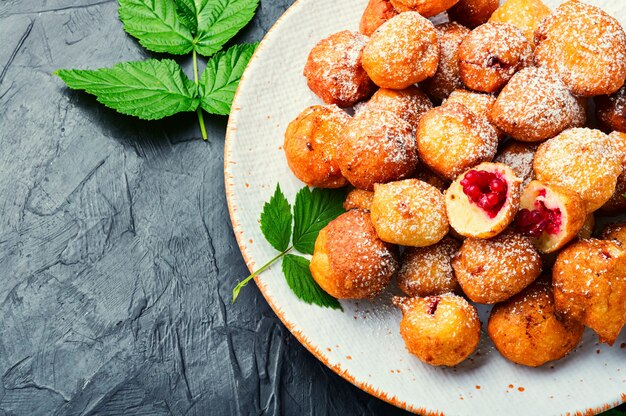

[494,141,538,188]
[304,30,374,107]
[552,238,626,343]
[325,210,398,297]
[363,11,439,89]
[534,0,626,96]
[398,236,460,297]
[417,103,498,180]
[371,179,449,246]
[452,230,542,304]
[422,22,470,100]
[491,67,577,142]
[534,128,622,212]
[458,22,533,92]
[340,109,418,190]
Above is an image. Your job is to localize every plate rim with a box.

[223,1,626,414]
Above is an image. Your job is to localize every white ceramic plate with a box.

[225,1,626,414]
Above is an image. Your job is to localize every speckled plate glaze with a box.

[225,1,626,414]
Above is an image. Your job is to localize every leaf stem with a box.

[193,48,208,141]
[232,246,293,302]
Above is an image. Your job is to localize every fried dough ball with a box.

[600,131,626,214]
[515,181,586,254]
[364,86,433,126]
[487,279,584,367]
[493,141,538,189]
[533,128,622,213]
[284,105,349,188]
[310,210,398,299]
[534,1,626,97]
[362,12,439,90]
[446,162,521,239]
[458,22,532,93]
[393,294,481,366]
[339,109,418,191]
[343,189,374,211]
[417,103,498,181]
[569,98,587,129]
[370,179,449,247]
[490,67,578,142]
[452,230,542,304]
[443,89,503,140]
[448,0,499,29]
[443,89,494,121]
[304,31,375,107]
[553,239,626,345]
[359,0,398,37]
[489,0,551,44]
[389,0,459,17]
[601,223,626,248]
[397,236,460,297]
[596,86,626,133]
[422,23,471,100]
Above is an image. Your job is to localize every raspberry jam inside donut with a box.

[427,296,441,315]
[460,170,508,218]
[516,201,562,237]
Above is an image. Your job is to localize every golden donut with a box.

[284,105,349,188]
[370,179,449,247]
[489,0,551,44]
[397,236,460,297]
[363,85,433,126]
[488,279,584,367]
[339,109,418,191]
[458,22,532,93]
[601,223,626,248]
[533,128,622,213]
[515,180,586,254]
[310,210,398,299]
[393,294,481,366]
[448,0,499,29]
[359,0,398,37]
[422,23,471,101]
[389,0,459,17]
[553,238,626,345]
[490,67,578,142]
[534,1,626,97]
[304,30,376,107]
[452,230,541,304]
[417,103,498,181]
[362,12,439,89]
[343,189,374,211]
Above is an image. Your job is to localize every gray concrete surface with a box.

[0,0,409,414]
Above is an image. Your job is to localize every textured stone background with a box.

[0,1,624,415]
[0,0,409,414]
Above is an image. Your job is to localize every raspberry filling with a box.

[460,170,508,218]
[516,200,562,237]
[427,296,441,315]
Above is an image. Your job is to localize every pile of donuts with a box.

[283,0,626,368]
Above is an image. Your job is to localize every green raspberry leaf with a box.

[282,254,342,310]
[292,187,346,255]
[118,0,194,54]
[199,42,257,115]
[55,59,200,120]
[175,0,259,57]
[260,183,292,252]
